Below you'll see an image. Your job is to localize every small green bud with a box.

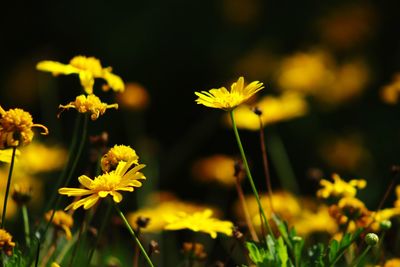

[380,220,392,230]
[365,233,379,246]
[292,236,303,243]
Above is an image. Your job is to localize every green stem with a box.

[87,202,112,266]
[22,204,31,247]
[55,233,79,264]
[113,204,154,267]
[68,211,88,267]
[350,245,371,267]
[230,110,274,238]
[1,146,17,228]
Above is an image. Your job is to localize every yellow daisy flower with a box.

[384,258,400,267]
[36,55,125,94]
[59,94,118,120]
[0,106,48,149]
[194,77,264,111]
[101,144,138,173]
[317,173,366,199]
[164,209,233,239]
[0,229,15,256]
[58,158,145,210]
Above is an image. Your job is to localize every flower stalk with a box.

[1,146,17,228]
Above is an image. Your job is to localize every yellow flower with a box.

[116,82,150,110]
[192,154,237,186]
[370,208,400,232]
[59,94,118,120]
[164,209,233,239]
[0,106,48,148]
[230,92,308,130]
[395,185,400,208]
[101,144,138,173]
[293,205,338,236]
[45,210,74,240]
[36,55,125,94]
[17,142,67,174]
[317,173,366,199]
[194,77,264,111]
[384,258,400,267]
[59,158,145,210]
[0,229,15,256]
[128,199,217,233]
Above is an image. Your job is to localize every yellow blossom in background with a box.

[395,185,400,208]
[369,208,400,232]
[116,82,150,110]
[384,258,400,267]
[381,73,400,104]
[101,144,138,173]
[59,158,145,210]
[0,106,48,148]
[192,154,236,186]
[128,199,219,233]
[0,148,20,163]
[59,94,118,121]
[293,205,338,236]
[17,142,67,174]
[317,173,366,199]
[36,55,125,94]
[164,209,233,239]
[230,92,308,130]
[45,210,74,240]
[194,77,264,111]
[0,229,15,256]
[12,182,32,206]
[319,134,370,171]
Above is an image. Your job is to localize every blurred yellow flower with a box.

[195,77,264,111]
[231,92,308,130]
[395,185,400,208]
[381,73,400,104]
[128,199,217,233]
[59,94,118,121]
[317,173,366,199]
[192,154,236,186]
[370,208,400,232]
[116,82,150,110]
[17,142,67,174]
[59,158,145,210]
[0,148,20,163]
[45,210,74,240]
[164,209,233,239]
[101,144,138,173]
[0,106,48,148]
[0,229,15,256]
[293,205,338,236]
[384,258,400,267]
[319,134,370,171]
[36,55,125,94]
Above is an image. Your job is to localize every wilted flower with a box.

[59,94,118,120]
[164,209,233,239]
[0,106,48,148]
[45,210,74,240]
[0,229,15,256]
[59,158,145,210]
[195,77,264,111]
[101,145,138,173]
[36,55,124,94]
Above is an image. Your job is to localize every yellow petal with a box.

[83,195,100,209]
[79,71,95,94]
[78,175,93,189]
[58,188,92,197]
[102,71,125,92]
[111,191,123,203]
[36,61,79,75]
[98,191,109,198]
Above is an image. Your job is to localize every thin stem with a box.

[350,245,371,267]
[22,204,31,247]
[1,146,17,228]
[257,116,274,212]
[113,204,154,267]
[234,176,259,242]
[55,233,79,265]
[229,110,274,238]
[68,211,87,267]
[87,202,112,266]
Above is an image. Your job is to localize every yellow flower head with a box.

[194,77,264,111]
[230,92,308,130]
[45,210,74,240]
[101,144,138,173]
[0,106,48,148]
[192,154,237,187]
[116,82,150,110]
[384,258,400,267]
[36,55,125,94]
[0,229,15,256]
[58,158,146,210]
[59,94,118,120]
[164,209,233,239]
[370,208,400,232]
[317,173,366,199]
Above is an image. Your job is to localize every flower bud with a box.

[365,233,379,246]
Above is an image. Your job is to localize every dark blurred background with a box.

[1,0,400,208]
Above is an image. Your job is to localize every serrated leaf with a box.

[276,237,288,267]
[246,242,264,263]
[328,239,339,263]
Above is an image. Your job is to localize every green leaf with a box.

[328,239,339,263]
[276,237,289,267]
[246,242,264,263]
[307,244,325,267]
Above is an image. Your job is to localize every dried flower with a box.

[101,145,138,173]
[0,229,15,256]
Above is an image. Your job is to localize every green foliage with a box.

[246,236,293,267]
[2,248,27,267]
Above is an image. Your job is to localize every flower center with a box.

[91,172,121,191]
